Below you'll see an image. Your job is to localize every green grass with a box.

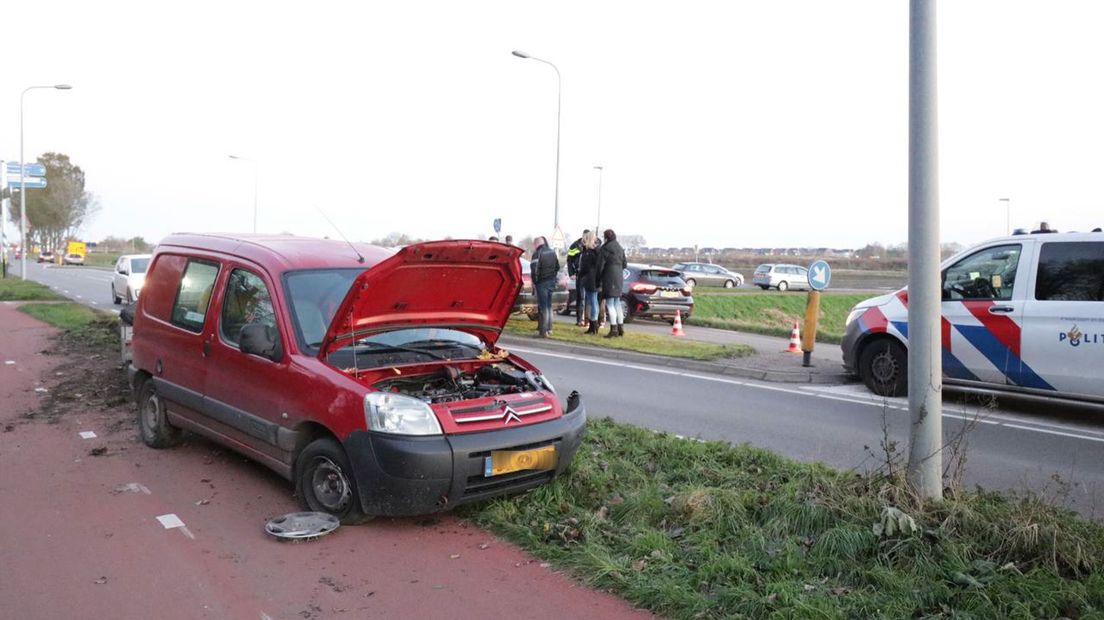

[0,274,66,301]
[18,303,119,349]
[503,319,753,361]
[688,292,879,344]
[465,417,1104,619]
[82,253,120,268]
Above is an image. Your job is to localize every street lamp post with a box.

[999,197,1011,235]
[229,155,258,233]
[20,84,72,279]
[512,50,562,233]
[593,165,604,233]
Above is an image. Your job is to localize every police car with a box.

[841,229,1104,404]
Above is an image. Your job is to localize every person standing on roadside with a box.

[577,231,601,335]
[562,230,589,324]
[595,229,626,338]
[530,236,560,338]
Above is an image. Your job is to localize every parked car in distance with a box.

[672,262,744,288]
[751,263,810,291]
[63,253,85,266]
[36,251,55,264]
[842,230,1104,404]
[513,257,569,320]
[112,254,152,304]
[621,264,694,324]
[129,235,585,524]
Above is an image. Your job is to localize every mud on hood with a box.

[319,240,523,358]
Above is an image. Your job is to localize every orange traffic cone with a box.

[672,310,685,337]
[786,321,802,353]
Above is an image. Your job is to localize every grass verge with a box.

[503,319,753,361]
[688,292,878,344]
[83,253,120,268]
[18,303,119,350]
[465,417,1104,619]
[0,274,65,301]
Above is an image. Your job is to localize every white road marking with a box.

[509,345,1104,444]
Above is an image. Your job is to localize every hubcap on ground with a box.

[311,457,351,512]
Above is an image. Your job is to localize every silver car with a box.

[751,263,810,291]
[672,262,744,288]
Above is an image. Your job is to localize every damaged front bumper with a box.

[343,392,587,516]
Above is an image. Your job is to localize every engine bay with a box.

[373,362,547,404]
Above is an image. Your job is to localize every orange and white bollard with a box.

[671,310,685,337]
[786,320,802,353]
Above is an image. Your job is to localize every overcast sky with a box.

[1,1,1101,250]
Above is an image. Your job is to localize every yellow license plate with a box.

[485,445,557,477]
[660,290,679,298]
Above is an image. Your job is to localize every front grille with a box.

[463,469,554,498]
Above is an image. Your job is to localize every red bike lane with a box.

[0,304,649,619]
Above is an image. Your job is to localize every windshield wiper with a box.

[402,339,485,354]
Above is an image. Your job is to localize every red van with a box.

[129,234,585,523]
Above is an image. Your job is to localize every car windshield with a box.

[131,258,150,273]
[284,268,488,357]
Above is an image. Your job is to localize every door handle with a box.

[989,305,1014,314]
[202,340,211,357]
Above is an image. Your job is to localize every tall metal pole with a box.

[19,84,71,280]
[999,197,1010,235]
[593,165,604,232]
[512,51,562,231]
[229,155,258,233]
[907,0,943,501]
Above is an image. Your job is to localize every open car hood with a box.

[318,240,523,358]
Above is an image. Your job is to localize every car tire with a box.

[724,279,735,288]
[777,281,789,292]
[112,284,122,305]
[859,338,908,397]
[137,380,183,449]
[126,288,134,305]
[685,278,696,289]
[621,298,635,324]
[296,437,373,525]
[758,285,769,290]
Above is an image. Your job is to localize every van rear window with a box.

[1035,242,1104,301]
[755,265,771,273]
[171,259,220,332]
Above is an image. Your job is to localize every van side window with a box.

[221,269,278,346]
[942,244,1021,301]
[171,259,220,332]
[1035,242,1104,301]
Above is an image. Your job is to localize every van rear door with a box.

[1017,240,1104,399]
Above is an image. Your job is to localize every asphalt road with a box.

[22,261,1104,515]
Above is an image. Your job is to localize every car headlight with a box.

[364,393,443,436]
[845,307,865,327]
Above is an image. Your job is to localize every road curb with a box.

[498,335,852,385]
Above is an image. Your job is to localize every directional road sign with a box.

[5,162,46,177]
[6,176,47,190]
[808,260,831,291]
[493,218,502,234]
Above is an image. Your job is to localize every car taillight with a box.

[681,288,693,296]
[631,283,657,294]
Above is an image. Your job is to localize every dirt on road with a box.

[0,304,648,620]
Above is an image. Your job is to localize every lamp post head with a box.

[511,50,531,59]
[54,84,73,90]
[593,165,603,171]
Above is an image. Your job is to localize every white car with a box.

[751,263,811,291]
[112,254,152,304]
[841,230,1104,403]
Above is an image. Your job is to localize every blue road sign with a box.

[7,176,47,190]
[5,162,46,177]
[808,260,831,291]
[493,218,502,234]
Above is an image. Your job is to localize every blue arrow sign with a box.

[6,176,47,189]
[5,162,46,177]
[493,218,502,234]
[808,260,831,291]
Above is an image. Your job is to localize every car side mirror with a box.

[120,268,129,275]
[240,323,282,361]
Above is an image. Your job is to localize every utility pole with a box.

[999,198,1010,235]
[907,0,943,501]
[593,165,604,233]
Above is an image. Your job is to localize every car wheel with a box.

[126,288,134,305]
[296,438,373,525]
[526,311,540,321]
[685,278,696,289]
[111,284,122,305]
[859,338,908,397]
[724,279,735,288]
[137,380,183,449]
[621,298,635,324]
[777,281,789,292]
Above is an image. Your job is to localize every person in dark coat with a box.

[595,229,627,337]
[530,236,560,337]
[561,230,589,323]
[576,231,601,334]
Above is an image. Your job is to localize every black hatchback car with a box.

[620,264,694,324]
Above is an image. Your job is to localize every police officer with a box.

[561,230,589,324]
